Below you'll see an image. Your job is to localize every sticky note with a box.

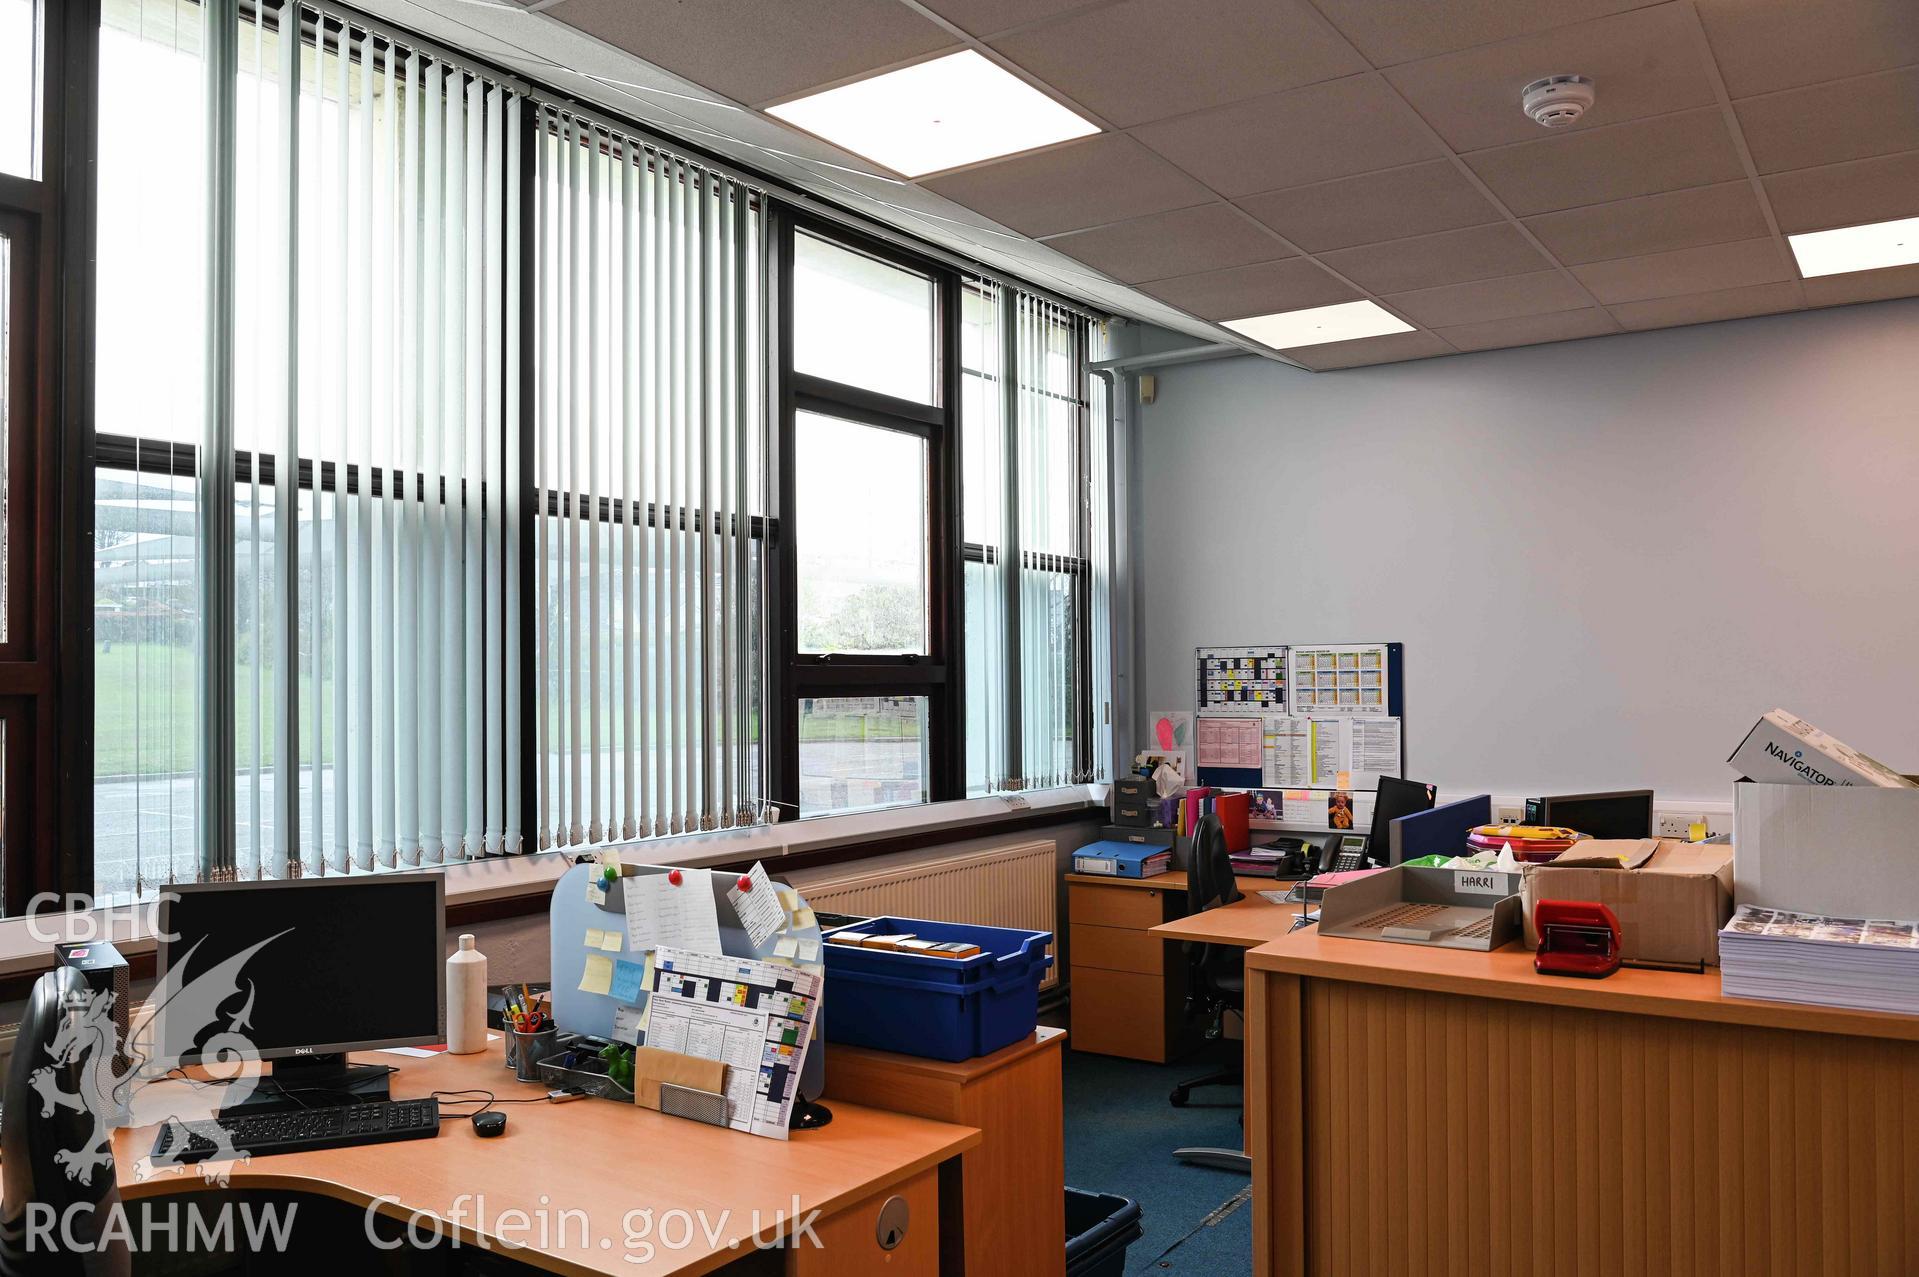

[612,1004,645,1045]
[586,879,606,906]
[584,927,625,951]
[773,936,800,959]
[791,906,817,930]
[610,957,646,1004]
[578,955,614,995]
[797,938,820,962]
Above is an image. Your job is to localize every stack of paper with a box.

[1719,906,1919,1015]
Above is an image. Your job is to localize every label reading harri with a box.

[1454,871,1504,896]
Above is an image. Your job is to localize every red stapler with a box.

[1533,899,1622,978]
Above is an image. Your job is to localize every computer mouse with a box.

[472,1111,507,1138]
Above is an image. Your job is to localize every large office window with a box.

[780,222,958,818]
[962,281,1111,794]
[531,107,766,847]
[94,0,525,898]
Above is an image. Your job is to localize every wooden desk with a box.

[824,1028,1067,1277]
[113,1042,979,1277]
[1150,885,1300,949]
[1243,929,1919,1277]
[1067,871,1291,1060]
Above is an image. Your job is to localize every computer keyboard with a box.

[150,1097,441,1163]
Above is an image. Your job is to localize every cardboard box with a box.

[1733,780,1919,919]
[1521,839,1733,969]
[1728,709,1915,789]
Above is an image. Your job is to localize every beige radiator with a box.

[786,839,1059,989]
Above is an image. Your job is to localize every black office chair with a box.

[0,966,132,1277]
[1168,814,1251,1174]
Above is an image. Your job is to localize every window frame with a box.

[771,208,964,818]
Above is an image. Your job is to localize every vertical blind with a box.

[532,107,767,848]
[963,282,1111,793]
[227,0,523,877]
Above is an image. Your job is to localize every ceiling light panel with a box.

[1223,300,1414,349]
[767,50,1100,178]
[1788,216,1919,278]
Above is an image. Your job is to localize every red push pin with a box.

[736,874,754,892]
[667,869,683,886]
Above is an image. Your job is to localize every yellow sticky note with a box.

[585,928,606,949]
[579,954,614,995]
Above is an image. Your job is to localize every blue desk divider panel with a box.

[548,860,827,1104]
[1391,794,1492,863]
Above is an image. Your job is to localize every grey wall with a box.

[1136,299,1919,805]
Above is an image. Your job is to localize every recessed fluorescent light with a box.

[1789,216,1919,278]
[766,50,1099,178]
[1222,300,1414,350]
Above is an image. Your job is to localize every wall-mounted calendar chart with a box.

[1196,646,1289,713]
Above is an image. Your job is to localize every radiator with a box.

[787,840,1059,989]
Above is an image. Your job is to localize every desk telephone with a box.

[1262,833,1372,876]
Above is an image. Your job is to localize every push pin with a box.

[736,874,754,892]
[667,869,683,886]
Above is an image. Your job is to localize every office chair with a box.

[0,966,132,1277]
[1168,814,1252,1174]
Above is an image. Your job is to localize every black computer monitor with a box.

[156,875,444,1107]
[1367,775,1437,864]
[1531,790,1655,840]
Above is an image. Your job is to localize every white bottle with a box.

[446,933,488,1055]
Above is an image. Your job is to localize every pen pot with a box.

[510,1027,559,1083]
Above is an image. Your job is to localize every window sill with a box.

[0,786,1104,980]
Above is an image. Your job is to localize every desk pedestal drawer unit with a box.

[824,1027,1069,1277]
[1067,872,1194,1061]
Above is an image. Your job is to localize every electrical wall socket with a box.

[1658,812,1707,839]
[1495,806,1524,825]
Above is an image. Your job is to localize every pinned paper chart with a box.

[728,862,785,950]
[624,870,724,955]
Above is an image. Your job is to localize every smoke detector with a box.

[1521,75,1596,128]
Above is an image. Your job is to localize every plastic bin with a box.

[1065,1188,1143,1277]
[820,916,1053,1061]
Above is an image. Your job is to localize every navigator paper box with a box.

[1728,709,1915,789]
[1520,839,1732,970]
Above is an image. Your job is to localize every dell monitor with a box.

[156,874,444,1109]
[1368,775,1437,864]
[1527,790,1655,840]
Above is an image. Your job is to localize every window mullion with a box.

[998,284,1020,789]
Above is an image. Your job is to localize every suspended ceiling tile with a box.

[1234,161,1503,253]
[1763,150,1919,233]
[1433,306,1621,351]
[914,0,1106,39]
[1571,237,1791,304]
[550,0,958,107]
[1608,280,1807,329]
[1521,181,1771,265]
[1139,257,1360,321]
[1385,269,1593,327]
[1284,329,1455,371]
[1800,263,1919,307]
[1465,108,1747,216]
[920,134,1213,238]
[1043,204,1292,284]
[988,0,1368,128]
[1384,4,1717,153]
[1318,221,1550,294]
[1307,0,1651,67]
[1735,66,1919,176]
[1693,0,1919,99]
[1133,74,1442,199]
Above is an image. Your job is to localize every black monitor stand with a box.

[220,1053,395,1116]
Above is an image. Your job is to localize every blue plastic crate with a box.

[820,916,1054,1061]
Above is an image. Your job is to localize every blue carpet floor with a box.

[1062,1045,1254,1276]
